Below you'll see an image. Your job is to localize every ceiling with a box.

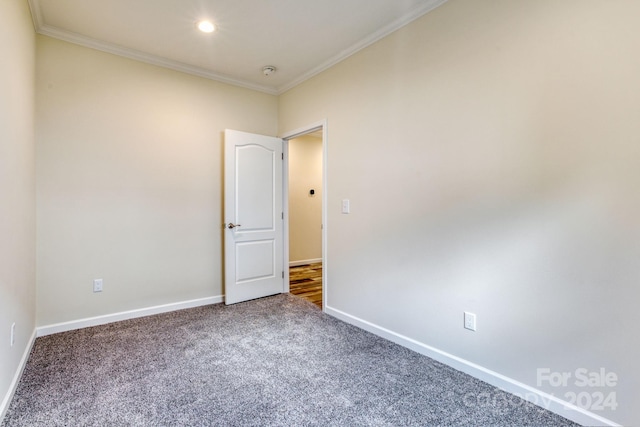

[28,0,447,95]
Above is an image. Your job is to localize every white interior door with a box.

[224,129,284,305]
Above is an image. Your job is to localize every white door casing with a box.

[224,129,284,305]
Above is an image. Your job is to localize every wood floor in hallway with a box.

[289,262,322,308]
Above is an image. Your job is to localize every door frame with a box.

[280,119,328,310]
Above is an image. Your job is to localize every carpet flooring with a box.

[2,294,577,426]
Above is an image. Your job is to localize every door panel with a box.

[224,129,283,305]
[237,145,276,230]
[236,240,275,282]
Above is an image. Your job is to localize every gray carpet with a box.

[2,294,577,426]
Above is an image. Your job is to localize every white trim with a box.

[276,0,448,94]
[282,139,291,294]
[281,120,329,312]
[35,25,279,96]
[280,122,324,141]
[324,305,621,427]
[27,0,447,96]
[37,295,223,337]
[320,125,328,312]
[26,0,42,31]
[0,329,36,422]
[289,258,322,267]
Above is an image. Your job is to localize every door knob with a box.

[228,223,242,229]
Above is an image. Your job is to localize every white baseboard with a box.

[37,295,224,337]
[0,328,36,422]
[324,305,620,427]
[6,297,620,426]
[289,258,322,267]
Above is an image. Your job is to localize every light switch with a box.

[341,199,350,214]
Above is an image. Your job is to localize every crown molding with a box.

[27,0,278,94]
[276,0,448,94]
[27,0,448,96]
[26,0,43,29]
[35,25,280,95]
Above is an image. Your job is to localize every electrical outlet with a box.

[93,278,103,293]
[10,322,15,347]
[464,312,476,331]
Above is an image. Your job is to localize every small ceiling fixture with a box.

[262,66,276,76]
[197,20,215,33]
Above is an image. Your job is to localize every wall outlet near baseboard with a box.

[93,278,103,293]
[10,322,15,347]
[464,312,476,331]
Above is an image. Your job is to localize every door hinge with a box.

[281,212,284,220]
[281,153,284,160]
[282,271,284,278]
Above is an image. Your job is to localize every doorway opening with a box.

[282,122,327,310]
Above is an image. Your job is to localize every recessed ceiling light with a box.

[197,20,215,33]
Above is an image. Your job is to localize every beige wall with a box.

[36,36,278,325]
[288,135,322,264]
[0,0,36,417]
[279,1,640,424]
